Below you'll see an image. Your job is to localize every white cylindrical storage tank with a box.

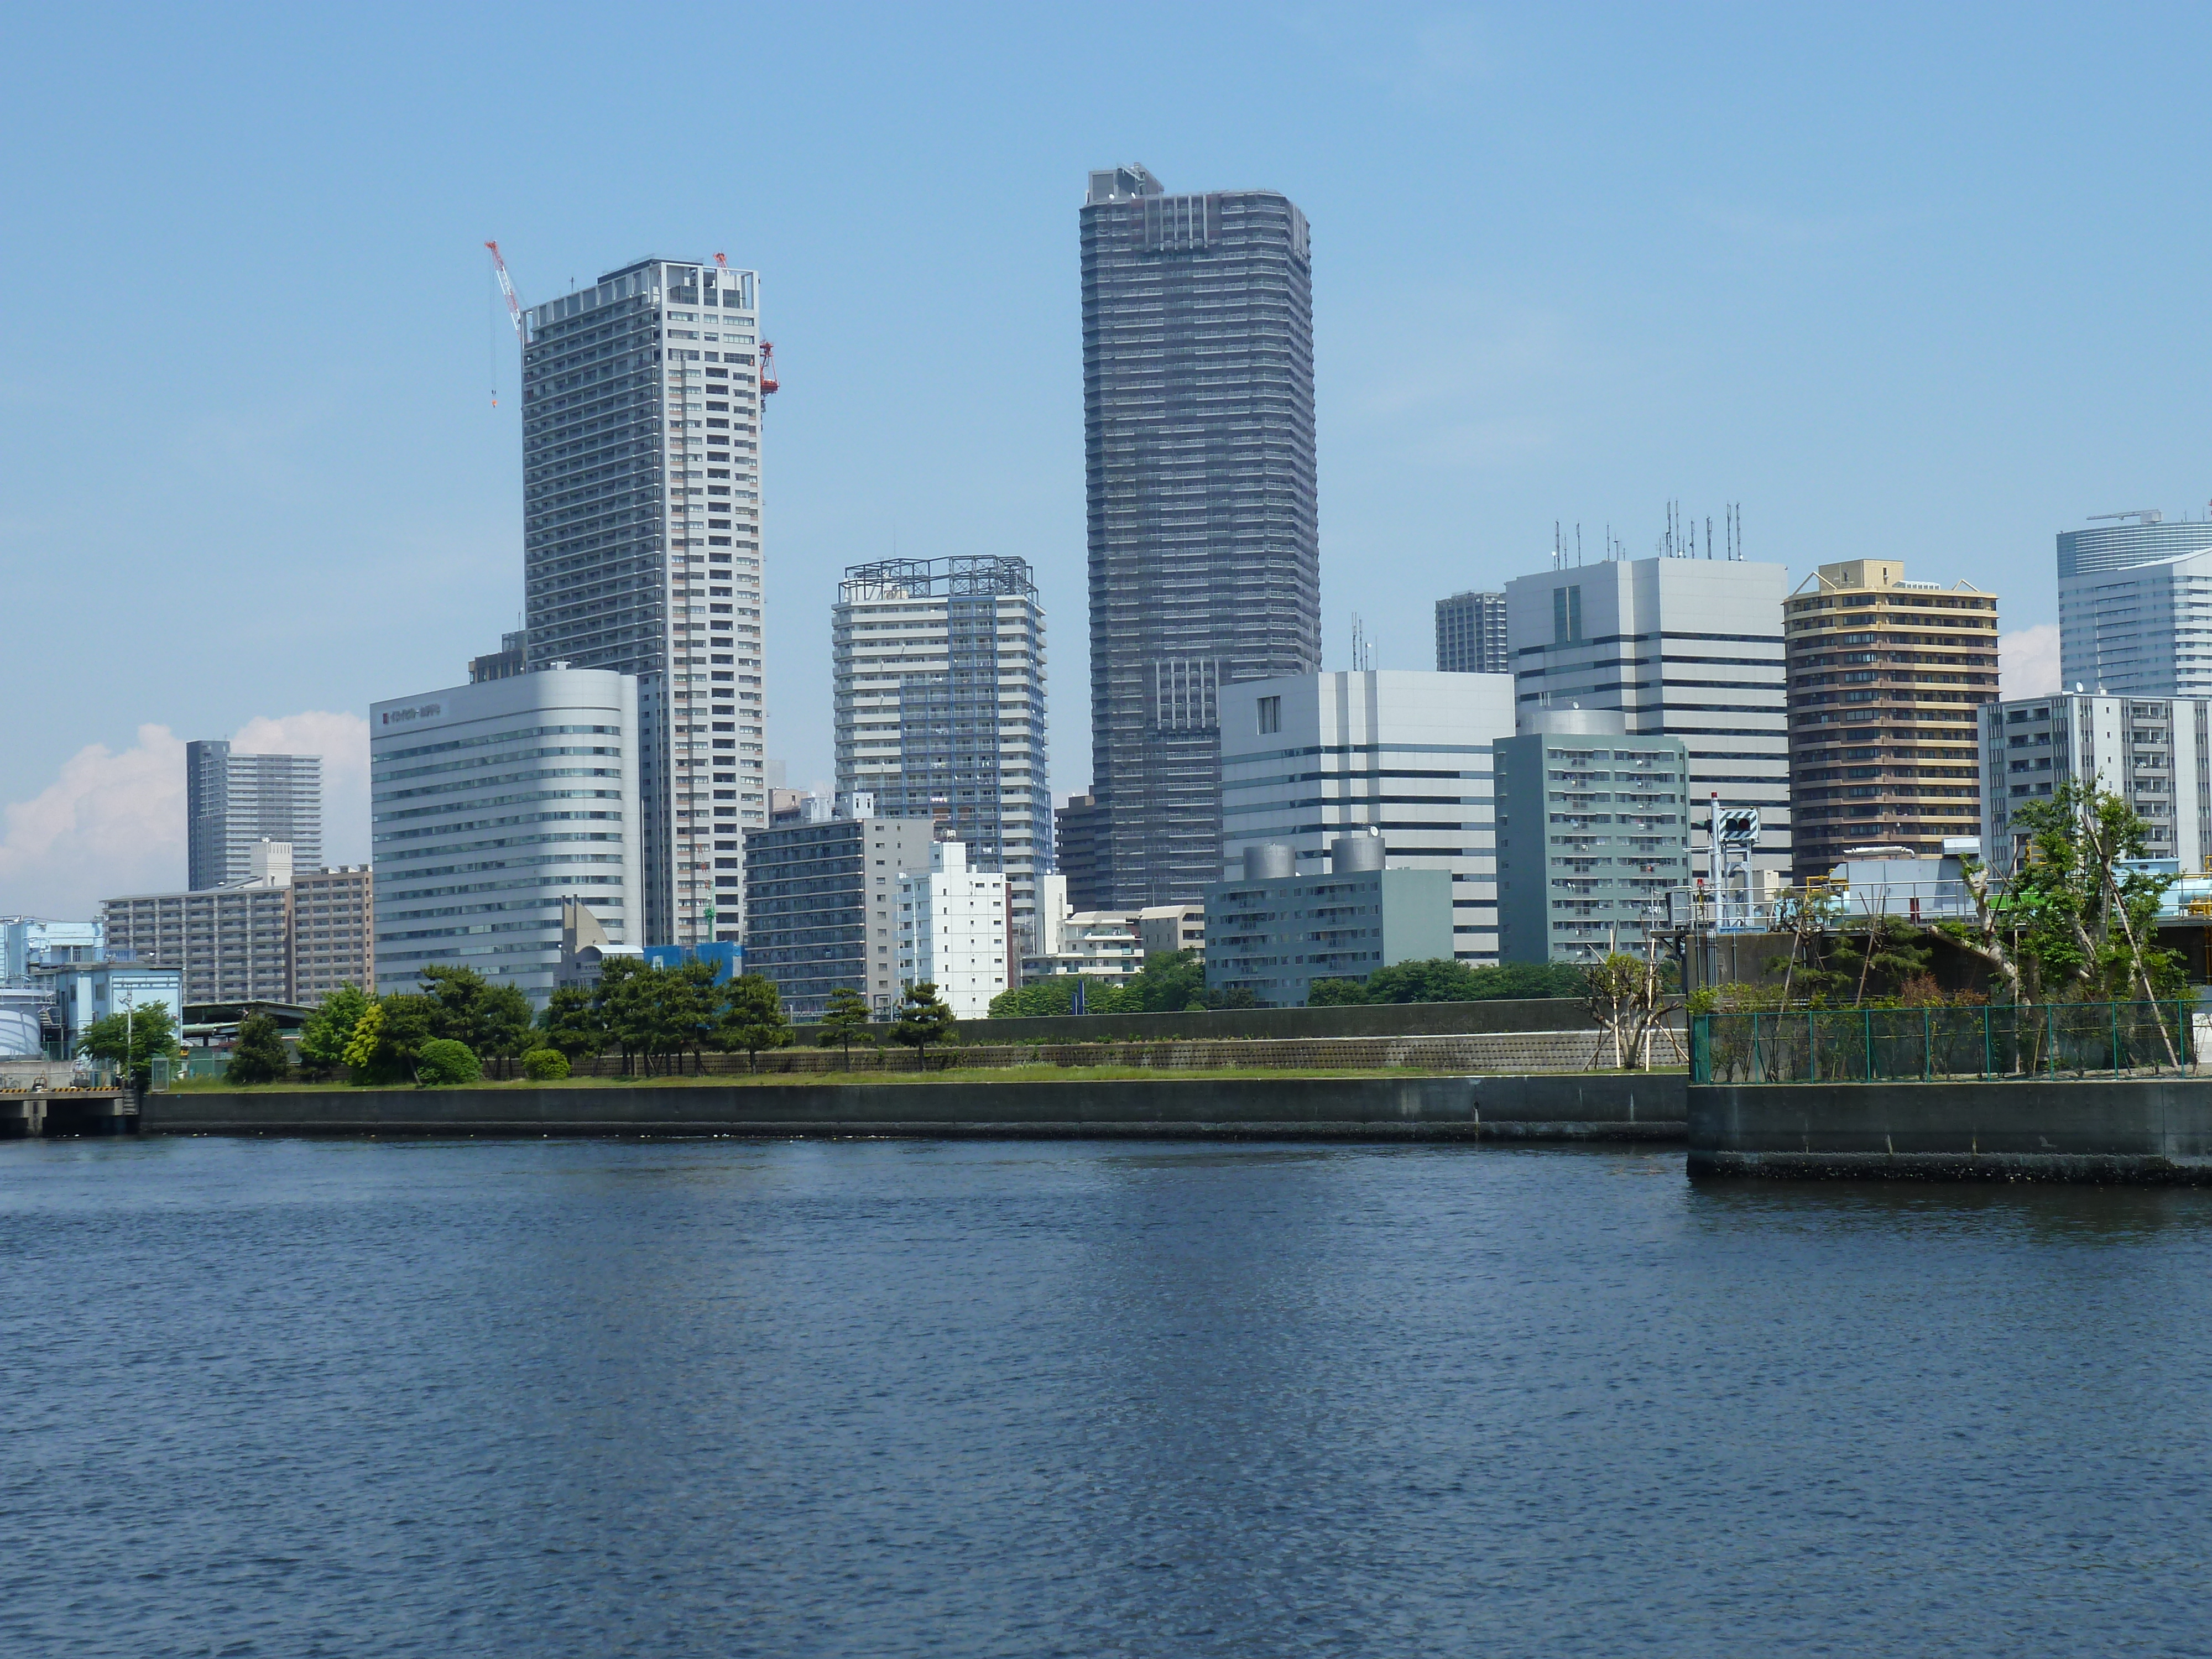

[0,987,48,1057]
[1244,843,1295,880]
[1331,829,1385,873]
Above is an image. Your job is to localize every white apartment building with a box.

[1980,692,2211,872]
[895,839,1008,1019]
[291,865,373,1003]
[1503,555,1792,889]
[522,257,766,949]
[371,669,641,1005]
[2056,513,2212,698]
[833,556,1050,950]
[1021,876,1144,985]
[1218,670,1516,962]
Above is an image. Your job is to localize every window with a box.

[1257,696,1281,734]
[1552,585,1584,644]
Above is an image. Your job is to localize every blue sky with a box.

[4,3,2208,914]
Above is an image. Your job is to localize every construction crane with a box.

[712,252,780,400]
[484,240,524,406]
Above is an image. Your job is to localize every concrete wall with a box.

[144,1072,1686,1141]
[932,997,1602,1045]
[1690,1078,2212,1181]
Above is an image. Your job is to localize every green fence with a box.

[1690,1001,2201,1084]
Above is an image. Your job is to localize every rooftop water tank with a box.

[1331,830,1384,873]
[1244,843,1295,880]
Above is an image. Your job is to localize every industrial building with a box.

[1082,164,1320,909]
[742,806,934,1020]
[371,668,640,1005]
[1493,710,1692,963]
[832,556,1049,951]
[1503,554,1793,891]
[1435,591,1509,674]
[186,740,321,890]
[1204,832,1454,1007]
[1786,559,1999,875]
[1218,669,1516,962]
[1981,692,2211,872]
[2,917,104,981]
[520,255,768,946]
[2056,511,2212,698]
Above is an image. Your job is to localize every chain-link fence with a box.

[1691,1001,2201,1083]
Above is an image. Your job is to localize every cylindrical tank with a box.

[1331,830,1385,873]
[0,987,48,1058]
[1244,843,1295,880]
[1519,704,1629,737]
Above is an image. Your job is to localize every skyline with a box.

[8,4,2209,916]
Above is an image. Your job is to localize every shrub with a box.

[414,1039,482,1087]
[226,1013,291,1085]
[521,1047,571,1081]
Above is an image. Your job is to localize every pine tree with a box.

[817,985,877,1068]
[889,982,957,1070]
[226,1013,291,1086]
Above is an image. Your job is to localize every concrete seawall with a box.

[143,1073,1687,1142]
[1689,1079,2212,1182]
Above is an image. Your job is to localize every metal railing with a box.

[1691,1000,2202,1083]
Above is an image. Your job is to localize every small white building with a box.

[896,840,1008,1019]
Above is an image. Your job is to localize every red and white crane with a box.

[484,240,524,406]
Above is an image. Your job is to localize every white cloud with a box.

[0,709,370,920]
[2001,624,2060,698]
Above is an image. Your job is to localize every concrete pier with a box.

[0,1089,136,1139]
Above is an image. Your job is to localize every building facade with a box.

[1493,711,1692,963]
[742,811,935,1020]
[1082,164,1321,909]
[521,257,766,948]
[2,917,104,982]
[1503,556,1793,889]
[2057,513,2212,698]
[30,961,186,1057]
[1053,795,1109,911]
[832,556,1049,948]
[1785,559,1999,875]
[291,865,373,1003]
[1436,591,1509,674]
[370,669,640,1006]
[1218,670,1516,963]
[186,740,321,890]
[103,884,294,1005]
[1022,905,1145,988]
[1138,904,1206,961]
[1981,693,2211,872]
[896,839,1008,1019]
[1204,834,1455,1006]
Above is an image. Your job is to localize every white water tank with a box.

[0,987,48,1057]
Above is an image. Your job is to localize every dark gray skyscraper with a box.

[1082,164,1319,907]
[185,739,321,890]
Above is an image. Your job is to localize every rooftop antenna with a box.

[1577,523,1583,567]
[1707,514,1713,560]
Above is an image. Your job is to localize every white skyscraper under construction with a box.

[522,256,768,948]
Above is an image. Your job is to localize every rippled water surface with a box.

[5,1135,2211,1656]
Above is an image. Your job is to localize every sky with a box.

[4,3,2207,917]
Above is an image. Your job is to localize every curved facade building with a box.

[2057,515,2212,698]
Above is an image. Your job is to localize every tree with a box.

[1306,978,1369,1006]
[419,965,535,1077]
[341,1000,385,1078]
[413,1039,482,1087]
[521,1047,571,1081]
[536,985,607,1063]
[817,985,878,1067]
[342,994,438,1086]
[716,973,795,1072]
[890,982,958,1068]
[662,960,722,1074]
[986,976,1129,1019]
[1583,936,1683,1071]
[76,1000,180,1090]
[1118,951,1207,1013]
[1360,958,1485,1004]
[298,984,371,1079]
[226,1013,291,1085]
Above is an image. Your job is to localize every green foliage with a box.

[716,973,795,1071]
[1357,958,1588,1005]
[521,1047,571,1081]
[413,1038,482,1087]
[225,1013,291,1085]
[816,985,878,1065]
[341,1000,384,1076]
[297,984,371,1078]
[889,981,958,1066]
[75,999,181,1088]
[985,954,1255,1018]
[1825,915,1936,1006]
[535,985,608,1061]
[419,965,536,1065]
[1306,978,1369,1006]
[987,975,1126,1018]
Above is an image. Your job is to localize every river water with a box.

[3,1136,2209,1656]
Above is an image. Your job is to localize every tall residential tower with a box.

[185,740,322,890]
[521,257,765,947]
[2056,511,2212,698]
[1082,164,1319,908]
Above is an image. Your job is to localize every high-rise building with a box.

[1493,711,1692,962]
[521,257,766,948]
[185,740,321,890]
[1217,670,1516,962]
[1981,693,2210,870]
[1786,559,1999,874]
[290,865,373,1003]
[1436,591,1509,674]
[1503,556,1793,890]
[1082,164,1319,908]
[895,839,1008,1019]
[2056,512,2212,698]
[371,669,641,1006]
[832,556,1049,947]
[104,883,294,1005]
[1053,795,1109,911]
[742,808,935,1020]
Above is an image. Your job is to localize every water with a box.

[4,1136,2210,1657]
